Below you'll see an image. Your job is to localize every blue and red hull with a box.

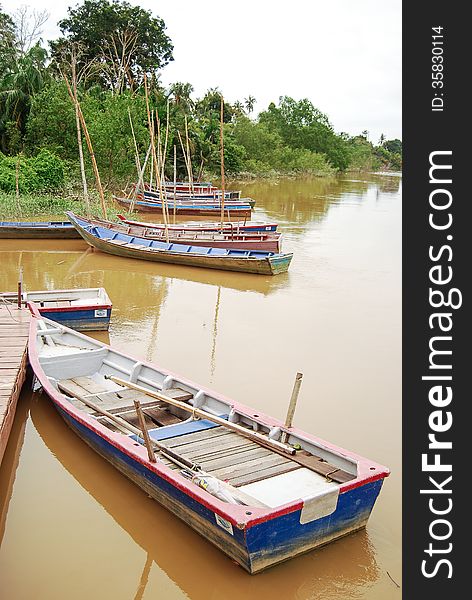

[38,306,112,331]
[56,405,385,573]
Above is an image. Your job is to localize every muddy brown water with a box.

[0,174,401,599]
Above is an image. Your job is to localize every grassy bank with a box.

[0,191,121,220]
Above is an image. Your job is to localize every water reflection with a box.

[0,173,402,599]
[240,174,401,230]
[0,384,32,547]
[31,394,381,600]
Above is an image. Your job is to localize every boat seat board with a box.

[146,418,220,442]
[58,378,188,429]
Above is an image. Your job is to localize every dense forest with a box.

[0,0,402,196]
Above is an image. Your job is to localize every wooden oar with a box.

[106,376,295,455]
[57,383,267,507]
[57,382,195,468]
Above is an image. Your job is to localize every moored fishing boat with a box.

[143,190,255,208]
[142,182,243,200]
[117,214,278,233]
[113,195,252,218]
[72,214,282,252]
[0,220,80,239]
[28,312,389,574]
[66,212,292,275]
[0,287,112,330]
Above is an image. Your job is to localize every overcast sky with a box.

[2,0,402,142]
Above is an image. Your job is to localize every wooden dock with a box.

[0,305,31,465]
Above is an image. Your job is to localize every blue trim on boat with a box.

[55,405,384,572]
[39,307,111,331]
[130,419,220,443]
[70,213,283,259]
[0,220,75,228]
[122,199,251,211]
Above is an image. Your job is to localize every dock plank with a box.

[0,306,31,465]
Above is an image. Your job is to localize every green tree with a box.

[244,95,256,114]
[50,0,173,91]
[383,138,402,155]
[0,6,17,76]
[0,44,48,153]
[259,97,350,170]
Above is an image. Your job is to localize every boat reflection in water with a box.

[30,393,382,599]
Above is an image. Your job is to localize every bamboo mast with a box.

[155,112,170,225]
[219,95,226,231]
[177,130,192,191]
[72,55,90,215]
[128,107,141,179]
[61,69,107,219]
[144,75,169,241]
[173,144,177,221]
[129,143,151,214]
[161,99,170,182]
[184,115,194,194]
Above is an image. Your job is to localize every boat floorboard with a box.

[57,376,356,487]
[58,377,189,430]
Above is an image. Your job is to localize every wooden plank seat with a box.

[155,425,355,486]
[58,377,190,431]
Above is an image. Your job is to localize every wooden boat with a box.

[0,220,80,239]
[113,196,252,218]
[117,215,278,233]
[75,214,282,253]
[28,312,389,574]
[144,191,255,208]
[0,287,112,331]
[143,182,242,200]
[67,212,292,275]
[138,192,254,210]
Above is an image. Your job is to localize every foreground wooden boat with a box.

[0,220,80,239]
[113,195,252,218]
[117,215,278,233]
[29,313,389,574]
[67,212,292,275]
[74,214,282,252]
[0,288,112,331]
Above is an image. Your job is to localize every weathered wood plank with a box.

[177,433,255,457]
[71,376,107,395]
[165,426,230,447]
[210,453,291,481]
[120,410,156,430]
[143,407,181,426]
[164,388,194,402]
[199,446,272,471]
[231,462,301,487]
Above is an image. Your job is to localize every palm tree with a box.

[0,44,47,151]
[244,95,256,114]
[168,82,194,112]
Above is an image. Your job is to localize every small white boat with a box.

[0,288,112,331]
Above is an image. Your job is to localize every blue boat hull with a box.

[39,307,111,331]
[56,405,384,573]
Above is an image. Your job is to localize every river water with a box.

[0,174,401,599]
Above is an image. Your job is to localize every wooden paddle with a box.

[106,375,295,456]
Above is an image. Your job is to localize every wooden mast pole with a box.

[173,144,177,221]
[144,75,169,241]
[184,114,194,194]
[280,372,303,444]
[61,69,107,219]
[219,95,226,232]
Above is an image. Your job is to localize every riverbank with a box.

[0,191,120,220]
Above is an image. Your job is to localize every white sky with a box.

[2,0,402,142]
